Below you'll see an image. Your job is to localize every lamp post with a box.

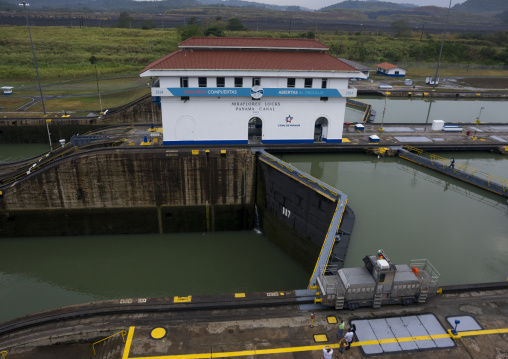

[89,55,103,113]
[380,91,388,132]
[473,106,484,138]
[19,1,52,151]
[432,0,453,90]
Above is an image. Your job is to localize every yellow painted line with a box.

[460,328,508,336]
[122,326,135,359]
[234,293,245,298]
[123,326,508,359]
[308,197,347,288]
[342,138,350,143]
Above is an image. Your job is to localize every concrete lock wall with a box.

[0,97,160,144]
[256,156,337,271]
[0,148,256,237]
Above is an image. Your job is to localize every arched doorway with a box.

[248,117,263,144]
[176,115,197,142]
[314,117,328,142]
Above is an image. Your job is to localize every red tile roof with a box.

[141,50,358,73]
[375,62,405,70]
[179,37,329,50]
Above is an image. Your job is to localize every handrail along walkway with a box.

[400,145,508,197]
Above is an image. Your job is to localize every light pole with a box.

[380,91,388,131]
[473,106,484,138]
[19,1,52,151]
[89,55,103,113]
[432,0,453,90]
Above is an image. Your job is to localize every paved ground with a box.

[1,289,507,359]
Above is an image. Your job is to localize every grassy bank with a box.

[0,26,180,81]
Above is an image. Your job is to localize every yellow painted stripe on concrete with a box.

[122,326,135,359]
[460,328,508,336]
[123,326,508,359]
[234,293,245,298]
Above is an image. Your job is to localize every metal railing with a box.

[0,146,78,187]
[409,259,441,286]
[1,350,7,359]
[92,330,127,355]
[402,145,508,192]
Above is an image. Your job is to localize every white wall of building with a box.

[145,70,362,145]
[160,96,346,144]
[377,67,406,77]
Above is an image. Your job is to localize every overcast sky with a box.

[254,0,466,10]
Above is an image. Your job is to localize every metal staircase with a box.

[418,286,429,303]
[335,295,345,310]
[373,292,383,308]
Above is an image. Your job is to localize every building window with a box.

[198,77,207,87]
[234,77,243,87]
[304,78,313,88]
[180,77,189,88]
[395,71,400,75]
[217,77,225,88]
[252,77,261,86]
[287,78,296,88]
[321,79,327,89]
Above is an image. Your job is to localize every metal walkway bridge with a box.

[398,146,508,198]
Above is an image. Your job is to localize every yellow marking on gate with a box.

[174,296,192,303]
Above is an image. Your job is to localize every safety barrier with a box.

[0,136,127,189]
[402,146,508,192]
[0,146,78,187]
[0,350,7,359]
[92,330,127,355]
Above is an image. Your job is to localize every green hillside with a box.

[453,0,508,14]
[321,1,416,11]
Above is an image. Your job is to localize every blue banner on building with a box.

[164,87,345,98]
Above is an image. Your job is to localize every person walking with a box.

[449,157,455,168]
[337,338,347,356]
[322,345,333,359]
[337,319,345,338]
[344,330,354,350]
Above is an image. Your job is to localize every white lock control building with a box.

[140,37,366,145]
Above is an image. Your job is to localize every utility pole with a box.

[20,1,52,151]
[89,55,103,113]
[433,0,453,90]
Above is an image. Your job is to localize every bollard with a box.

[310,312,315,328]
[451,320,460,335]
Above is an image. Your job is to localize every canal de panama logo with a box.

[286,115,293,123]
[251,86,264,99]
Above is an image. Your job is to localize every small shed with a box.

[1,86,14,95]
[375,62,406,77]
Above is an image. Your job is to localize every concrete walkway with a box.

[1,288,507,359]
